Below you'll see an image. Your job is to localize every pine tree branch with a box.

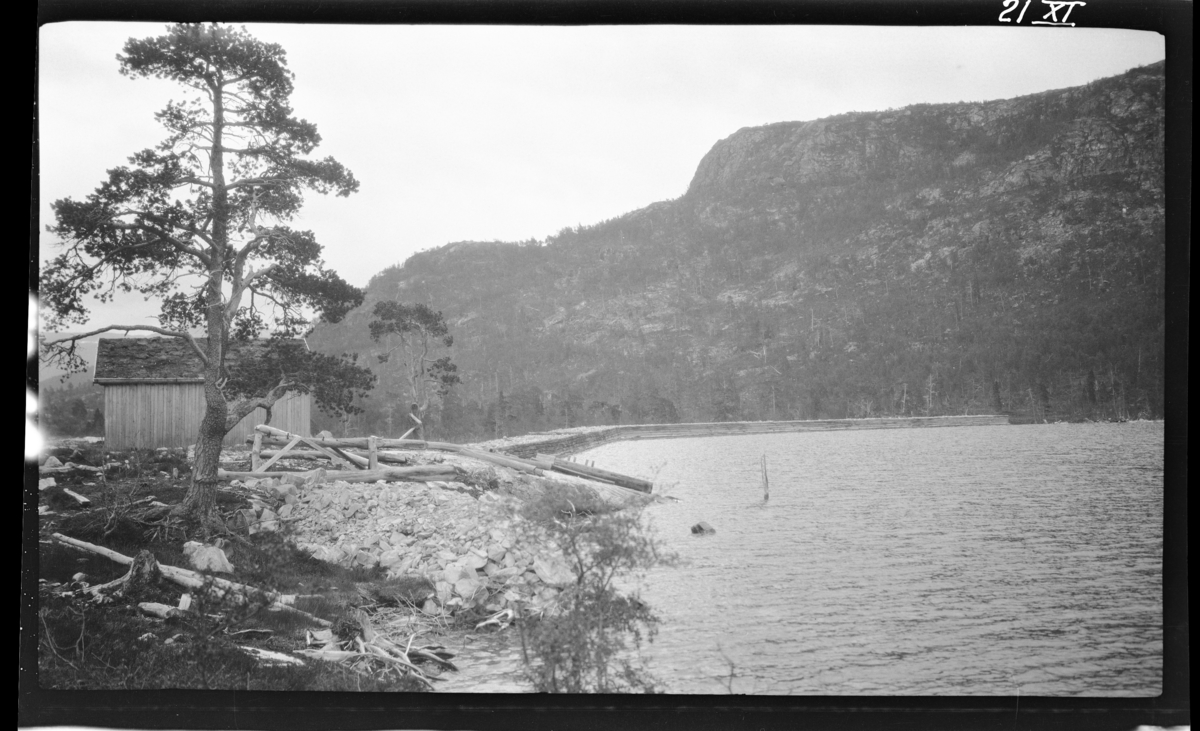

[42,325,209,367]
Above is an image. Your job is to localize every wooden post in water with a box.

[761,454,769,503]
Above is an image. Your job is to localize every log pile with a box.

[244,425,548,479]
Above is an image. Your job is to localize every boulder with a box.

[258,508,279,533]
[182,541,235,573]
[443,563,477,585]
[464,552,489,570]
[488,566,525,584]
[690,521,716,536]
[359,574,435,607]
[309,545,345,564]
[453,577,483,599]
[533,556,575,586]
[379,549,405,568]
[231,508,257,531]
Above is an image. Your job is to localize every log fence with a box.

[240,425,656,495]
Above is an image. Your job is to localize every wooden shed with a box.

[93,338,312,449]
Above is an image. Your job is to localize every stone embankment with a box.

[228,452,645,620]
[474,414,1011,459]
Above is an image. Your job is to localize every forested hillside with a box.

[309,62,1165,441]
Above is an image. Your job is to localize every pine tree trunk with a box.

[182,81,229,527]
[182,395,227,524]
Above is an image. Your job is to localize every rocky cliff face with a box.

[310,62,1165,440]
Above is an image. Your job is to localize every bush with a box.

[515,488,673,693]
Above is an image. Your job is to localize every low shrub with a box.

[514,487,673,693]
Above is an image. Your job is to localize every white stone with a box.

[309,546,345,564]
[182,541,235,573]
[464,553,489,570]
[533,556,575,587]
[453,577,482,599]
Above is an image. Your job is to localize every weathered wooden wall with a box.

[103,383,311,449]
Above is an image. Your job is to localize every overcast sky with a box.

[36,23,1164,330]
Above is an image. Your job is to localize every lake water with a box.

[443,421,1164,695]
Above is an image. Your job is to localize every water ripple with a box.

[579,421,1163,696]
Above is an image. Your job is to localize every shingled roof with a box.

[93,338,308,383]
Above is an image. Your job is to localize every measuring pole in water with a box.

[761,454,769,502]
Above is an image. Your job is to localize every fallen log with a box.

[138,601,187,620]
[453,447,544,476]
[217,465,465,484]
[559,478,665,505]
[39,461,108,475]
[61,488,93,507]
[278,436,429,451]
[256,449,409,465]
[547,458,653,493]
[50,533,332,627]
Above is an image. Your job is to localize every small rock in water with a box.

[690,521,716,536]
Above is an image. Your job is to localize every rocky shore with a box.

[224,445,652,621]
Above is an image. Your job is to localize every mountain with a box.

[309,62,1165,441]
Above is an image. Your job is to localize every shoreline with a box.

[473,414,1012,459]
[35,414,1037,692]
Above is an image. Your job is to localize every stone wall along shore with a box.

[474,414,1011,459]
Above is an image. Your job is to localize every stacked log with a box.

[245,427,543,477]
